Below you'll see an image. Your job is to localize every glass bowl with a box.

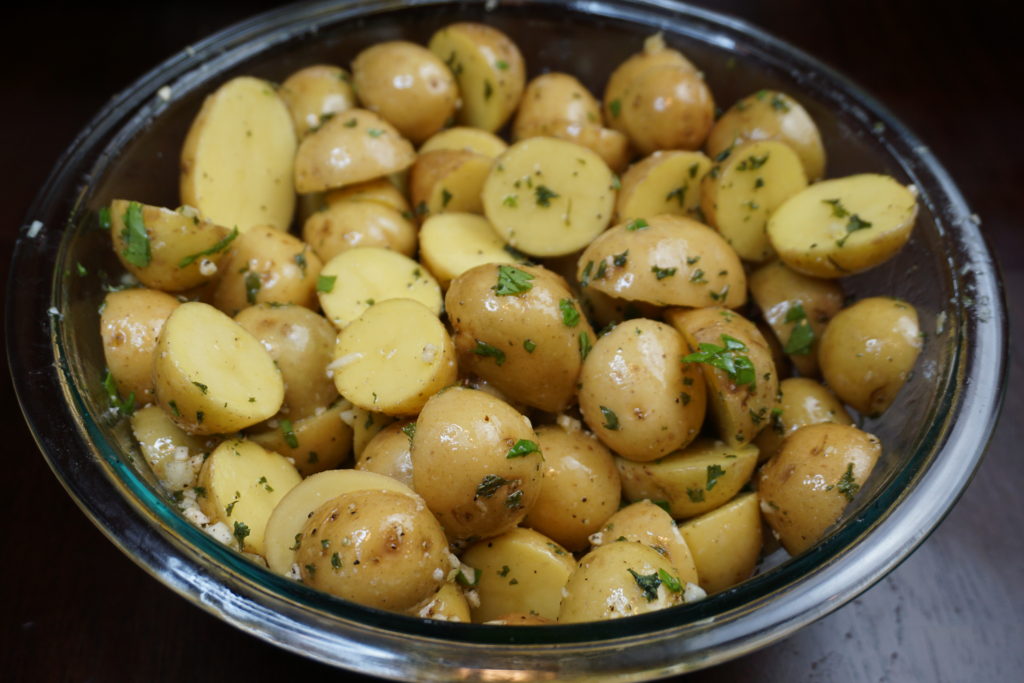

[7,0,1006,679]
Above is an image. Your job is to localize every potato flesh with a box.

[419,213,523,287]
[247,403,354,477]
[100,288,180,404]
[130,405,212,491]
[419,126,509,158]
[409,150,492,218]
[180,76,296,232]
[616,150,711,222]
[679,492,762,594]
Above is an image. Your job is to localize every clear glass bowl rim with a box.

[6,0,1007,679]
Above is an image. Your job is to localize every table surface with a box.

[2,1,1021,681]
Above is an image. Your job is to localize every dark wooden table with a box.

[3,1,1021,681]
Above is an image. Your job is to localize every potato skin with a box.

[446,263,594,413]
[296,489,449,612]
[579,319,706,462]
[279,64,357,138]
[753,377,852,462]
[302,199,416,262]
[618,64,715,154]
[758,423,882,555]
[411,387,542,542]
[355,420,415,488]
[818,297,922,416]
[100,288,181,404]
[590,500,699,585]
[603,35,697,132]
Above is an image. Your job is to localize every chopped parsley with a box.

[652,500,672,514]
[483,79,494,100]
[178,227,238,268]
[783,302,815,355]
[102,369,135,416]
[233,521,250,549]
[120,201,151,268]
[502,194,518,208]
[628,568,662,601]
[836,462,860,501]
[456,566,482,587]
[822,198,850,218]
[192,381,208,394]
[493,265,534,295]
[609,98,622,118]
[651,265,677,280]
[476,474,508,498]
[505,490,524,510]
[658,568,682,593]
[473,340,506,366]
[367,128,384,138]
[534,185,559,207]
[401,422,417,444]
[666,186,687,206]
[506,439,540,459]
[579,260,594,288]
[331,552,342,569]
[523,339,536,353]
[706,464,726,490]
[578,331,592,360]
[559,299,580,327]
[613,250,629,267]
[690,268,707,284]
[98,206,112,230]
[736,154,769,171]
[244,271,261,304]
[441,188,453,208]
[837,214,873,247]
[280,419,299,449]
[495,59,509,70]
[625,218,649,231]
[599,405,619,431]
[686,488,705,503]
[682,334,757,388]
[316,274,336,293]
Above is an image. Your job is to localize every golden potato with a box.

[409,149,493,219]
[130,405,216,491]
[279,64,357,138]
[590,500,699,585]
[615,150,712,222]
[419,213,525,288]
[618,64,715,154]
[603,33,697,131]
[678,492,762,594]
[100,288,180,405]
[753,377,853,462]
[419,126,508,158]
[411,582,472,622]
[247,403,354,477]
[355,419,415,488]
[324,177,411,214]
[302,199,416,262]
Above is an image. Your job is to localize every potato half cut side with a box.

[419,213,524,288]
[767,173,918,278]
[615,150,711,222]
[263,469,417,575]
[482,137,616,257]
[419,126,509,158]
[153,302,284,435]
[180,76,297,232]
[678,492,762,594]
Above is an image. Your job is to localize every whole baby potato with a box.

[590,500,699,585]
[352,41,459,144]
[411,387,543,542]
[758,423,882,555]
[513,72,601,138]
[818,297,922,416]
[618,64,715,154]
[278,64,357,138]
[603,33,697,131]
[296,489,449,612]
[355,420,415,488]
[100,288,181,405]
[446,263,595,413]
[579,319,706,462]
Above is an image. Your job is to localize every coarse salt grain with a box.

[199,259,217,276]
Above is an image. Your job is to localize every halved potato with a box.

[590,500,699,585]
[615,150,712,222]
[409,149,493,219]
[412,582,472,622]
[678,492,762,594]
[753,377,853,462]
[303,199,416,262]
[419,126,509,158]
[278,64,357,138]
[419,213,524,288]
[247,402,354,477]
[355,419,415,488]
[324,177,411,214]
[131,405,216,491]
[101,288,181,405]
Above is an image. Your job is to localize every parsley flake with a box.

[523,339,536,353]
[559,299,580,327]
[783,302,815,355]
[706,464,726,491]
[836,462,861,501]
[280,419,299,449]
[625,218,649,231]
[493,265,535,295]
[600,405,619,431]
[578,331,592,360]
[628,568,662,601]
[652,265,677,280]
[233,521,250,549]
[658,568,682,592]
[120,201,151,268]
[244,271,261,304]
[316,274,337,293]
[473,340,506,366]
[534,185,559,207]
[178,227,238,268]
[401,422,417,444]
[682,334,757,388]
[476,474,509,498]
[102,368,135,416]
[506,439,540,459]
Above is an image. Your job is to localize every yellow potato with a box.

[109,200,232,291]
[513,118,632,174]
[355,419,415,488]
[341,404,397,459]
[332,298,458,415]
[153,302,284,435]
[665,307,778,447]
[590,500,699,585]
[579,319,706,462]
[700,140,808,262]
[461,528,576,622]
[706,89,826,181]
[678,492,762,594]
[263,468,416,575]
[603,33,697,132]
[576,214,746,308]
[428,22,525,133]
[247,403,354,477]
[578,287,662,331]
[482,137,616,257]
[302,200,416,262]
[211,226,322,316]
[296,489,449,612]
[418,213,525,288]
[767,173,918,278]
[130,405,216,491]
[100,288,180,405]
[180,76,296,232]
[758,424,881,555]
[616,438,759,519]
[818,297,922,416]
[409,149,493,219]
[619,64,715,154]
[293,109,416,193]
[522,425,622,551]
[324,177,411,215]
[352,41,458,144]
[411,387,542,542]
[419,126,509,158]
[748,260,844,377]
[411,582,472,622]
[514,72,602,134]
[753,377,853,462]
[197,438,302,555]
[317,247,442,329]
[278,64,357,138]
[615,150,712,222]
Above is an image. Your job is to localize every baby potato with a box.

[100,288,181,405]
[317,247,442,329]
[748,260,844,377]
[296,489,450,612]
[461,527,576,622]
[419,126,509,158]
[419,213,525,288]
[411,387,542,542]
[293,109,416,193]
[412,582,472,622]
[409,149,493,219]
[197,438,302,555]
[234,304,338,420]
[753,378,853,462]
[558,541,686,623]
[616,438,759,519]
[446,263,595,413]
[154,302,284,435]
[428,22,525,133]
[590,500,699,585]
[514,73,602,134]
[324,177,411,215]
[341,404,397,459]
[131,405,216,491]
[578,287,662,331]
[678,492,762,594]
[818,297,923,416]
[603,33,697,131]
[355,419,415,489]
[180,76,297,233]
[109,200,232,291]
[579,319,706,462]
[247,402,354,477]
[758,424,882,555]
[522,425,622,551]
[577,214,747,309]
[615,150,712,222]
[767,174,918,278]
[279,64,357,138]
[665,307,779,447]
[263,468,416,576]
[332,298,458,416]
[352,41,458,144]
[700,140,808,262]
[706,89,826,181]
[303,199,416,262]
[618,64,715,154]
[212,226,322,316]
[513,118,632,174]
[482,137,616,258]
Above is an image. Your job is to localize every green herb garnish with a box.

[493,265,535,295]
[682,334,756,388]
[120,201,151,268]
[473,340,506,366]
[178,227,238,268]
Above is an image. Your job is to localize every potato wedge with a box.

[409,149,493,219]
[247,403,354,477]
[419,126,509,158]
[482,137,616,257]
[101,288,180,405]
[700,141,808,262]
[153,302,284,435]
[576,214,746,308]
[180,76,296,232]
[678,492,762,594]
[293,109,416,193]
[419,213,524,288]
[590,500,699,585]
[428,22,525,133]
[767,174,918,278]
[753,377,853,462]
[616,150,712,222]
[279,64,357,138]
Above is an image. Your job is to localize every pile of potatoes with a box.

[96,23,923,624]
